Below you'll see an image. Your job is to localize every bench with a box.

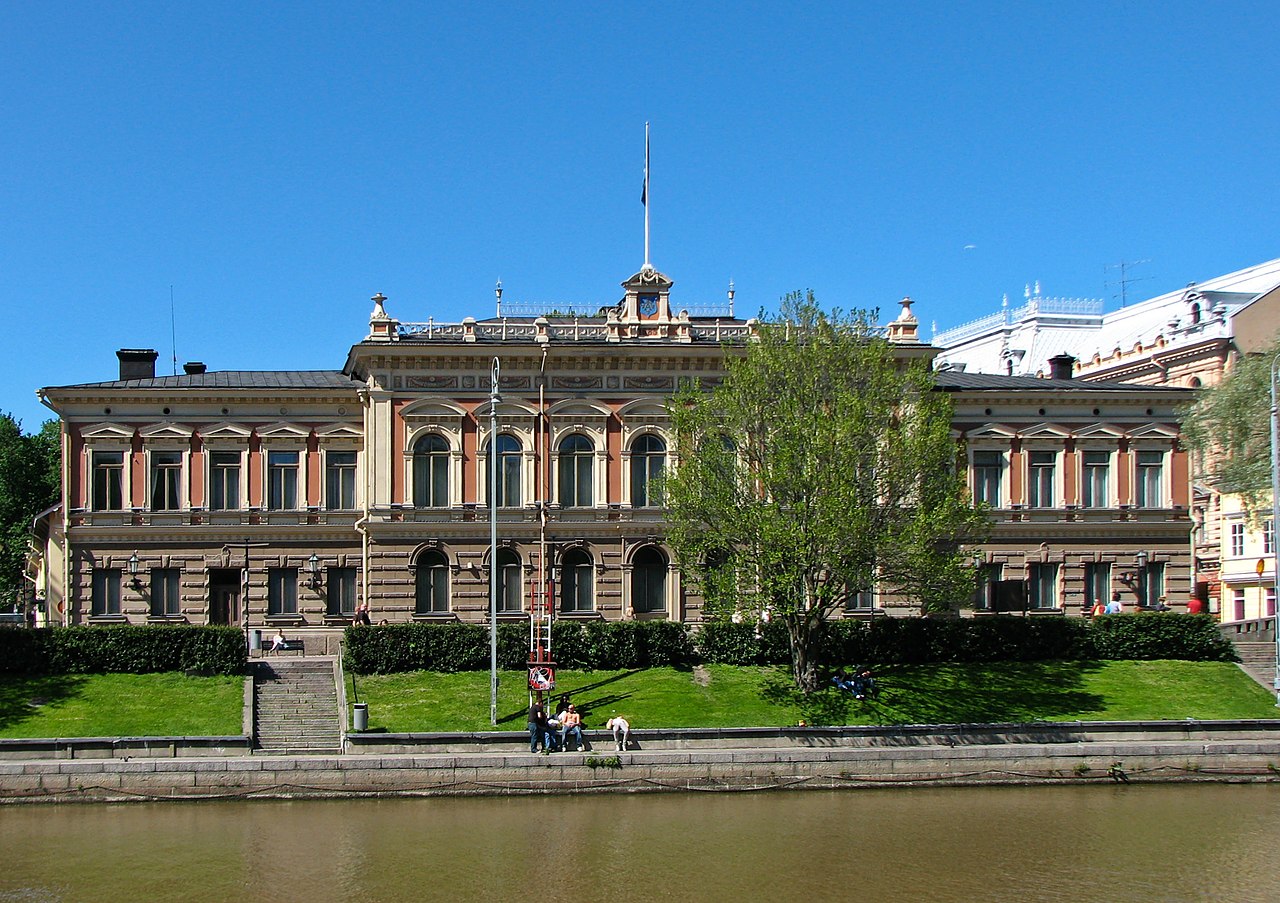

[263,639,305,656]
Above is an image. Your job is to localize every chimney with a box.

[1048,353,1076,381]
[183,362,207,375]
[117,349,159,381]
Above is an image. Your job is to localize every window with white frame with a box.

[1027,450,1056,508]
[487,436,522,508]
[412,434,450,507]
[630,435,666,507]
[1232,588,1246,621]
[327,567,358,617]
[1029,563,1058,609]
[91,568,121,617]
[559,548,594,613]
[1084,562,1110,609]
[209,451,241,510]
[971,563,1002,610]
[972,451,1003,506]
[558,435,594,508]
[1230,522,1245,557]
[1081,450,1110,508]
[150,451,183,511]
[844,585,876,612]
[1267,587,1276,618]
[267,567,297,616]
[267,451,300,510]
[150,568,180,617]
[1135,450,1164,507]
[325,451,357,511]
[414,551,449,614]
[495,548,523,612]
[631,546,667,614]
[92,450,125,510]
[1266,520,1275,556]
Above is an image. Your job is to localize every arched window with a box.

[487,435,522,508]
[414,550,449,614]
[560,548,594,613]
[558,435,594,507]
[495,548,523,612]
[631,546,667,615]
[630,435,666,507]
[412,434,450,508]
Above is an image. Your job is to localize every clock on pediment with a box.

[638,294,659,318]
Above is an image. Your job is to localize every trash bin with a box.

[250,629,262,652]
[353,702,368,732]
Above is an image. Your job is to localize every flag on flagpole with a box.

[641,122,649,206]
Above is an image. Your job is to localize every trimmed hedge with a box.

[344,620,697,675]
[0,626,247,675]
[344,613,1238,674]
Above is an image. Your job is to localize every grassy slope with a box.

[0,674,244,739]
[353,661,1280,732]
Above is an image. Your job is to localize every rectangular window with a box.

[91,451,124,510]
[1029,563,1058,609]
[1135,450,1163,508]
[1139,562,1164,609]
[973,451,1003,506]
[91,568,121,616]
[267,568,298,616]
[150,451,182,511]
[209,451,241,510]
[971,563,1003,610]
[844,586,875,612]
[1267,587,1276,618]
[327,567,357,617]
[267,451,299,510]
[1266,520,1275,557]
[1230,523,1245,557]
[1027,451,1056,508]
[1081,451,1110,508]
[1084,562,1110,609]
[1232,588,1246,622]
[150,568,181,617]
[325,451,357,511]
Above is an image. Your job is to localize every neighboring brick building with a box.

[33,266,1193,630]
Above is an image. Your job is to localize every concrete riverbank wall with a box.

[1,725,1278,804]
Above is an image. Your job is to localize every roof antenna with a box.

[1104,259,1152,308]
[641,121,652,273]
[169,285,178,376]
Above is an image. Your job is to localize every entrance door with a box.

[209,569,242,626]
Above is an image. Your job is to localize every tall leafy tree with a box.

[664,293,988,693]
[0,415,60,604]
[1182,342,1279,513]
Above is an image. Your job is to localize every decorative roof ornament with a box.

[371,292,389,320]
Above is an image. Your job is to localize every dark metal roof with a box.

[932,370,1191,393]
[53,371,360,391]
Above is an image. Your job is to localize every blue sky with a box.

[3,2,1277,430]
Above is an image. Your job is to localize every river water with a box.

[2,785,1277,902]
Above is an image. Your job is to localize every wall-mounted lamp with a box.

[127,551,142,590]
[1119,551,1150,587]
[307,552,322,590]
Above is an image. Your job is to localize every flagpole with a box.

[643,121,650,271]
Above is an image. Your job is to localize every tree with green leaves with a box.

[1182,342,1280,514]
[663,293,988,693]
[0,415,60,606]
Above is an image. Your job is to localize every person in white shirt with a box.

[1104,593,1123,615]
[605,714,630,751]
[270,629,287,653]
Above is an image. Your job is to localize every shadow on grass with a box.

[0,675,87,730]
[762,662,1109,726]
[497,670,642,725]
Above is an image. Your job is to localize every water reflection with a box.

[1,785,1277,902]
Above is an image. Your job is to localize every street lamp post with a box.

[490,357,501,726]
[1269,355,1280,706]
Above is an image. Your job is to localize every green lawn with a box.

[0,673,244,739]
[352,661,1280,732]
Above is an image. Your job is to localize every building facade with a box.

[34,267,1194,630]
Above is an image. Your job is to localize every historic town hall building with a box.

[31,266,1194,631]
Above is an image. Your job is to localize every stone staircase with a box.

[1232,642,1278,693]
[253,659,342,755]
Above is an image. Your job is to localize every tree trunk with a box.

[786,614,822,693]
